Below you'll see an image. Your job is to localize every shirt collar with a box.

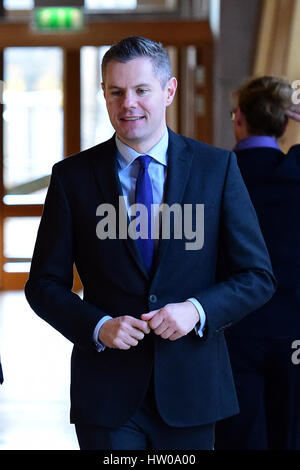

[234,136,281,152]
[115,129,169,171]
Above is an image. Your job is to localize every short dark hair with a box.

[101,36,172,88]
[232,76,293,138]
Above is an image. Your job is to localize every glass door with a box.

[2,47,63,288]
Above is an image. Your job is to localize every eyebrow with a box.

[108,83,151,90]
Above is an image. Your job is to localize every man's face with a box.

[102,57,177,152]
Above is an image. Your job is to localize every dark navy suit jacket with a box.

[227,144,300,338]
[25,129,276,427]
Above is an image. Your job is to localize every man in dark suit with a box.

[215,76,300,449]
[25,37,276,450]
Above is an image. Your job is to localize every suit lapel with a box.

[153,130,194,276]
[90,137,121,214]
[89,131,194,281]
[90,136,149,279]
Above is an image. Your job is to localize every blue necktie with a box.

[135,155,155,273]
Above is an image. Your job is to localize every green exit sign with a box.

[34,7,84,31]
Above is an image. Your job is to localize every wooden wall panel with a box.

[63,49,81,157]
[0,20,212,48]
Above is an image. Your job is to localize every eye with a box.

[111,90,122,97]
[136,88,148,95]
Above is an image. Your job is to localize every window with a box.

[3,47,63,205]
[4,0,33,9]
[85,0,136,9]
[4,217,40,273]
[1,47,63,282]
[81,46,114,150]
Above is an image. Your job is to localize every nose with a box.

[122,91,137,109]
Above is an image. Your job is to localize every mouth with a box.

[120,116,145,121]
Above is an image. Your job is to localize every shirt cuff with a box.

[187,297,206,338]
[93,315,112,351]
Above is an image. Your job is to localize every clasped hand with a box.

[98,301,200,350]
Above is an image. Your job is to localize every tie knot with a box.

[138,155,152,169]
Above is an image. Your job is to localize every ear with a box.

[165,77,177,106]
[101,82,106,99]
[235,107,244,126]
[233,106,250,141]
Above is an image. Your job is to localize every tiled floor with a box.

[0,290,79,450]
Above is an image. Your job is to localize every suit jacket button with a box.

[149,294,157,303]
